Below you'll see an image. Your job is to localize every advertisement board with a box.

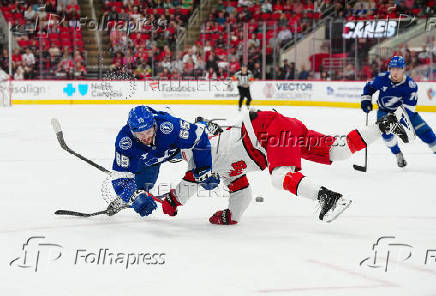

[7,80,436,111]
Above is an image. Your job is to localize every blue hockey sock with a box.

[382,133,401,155]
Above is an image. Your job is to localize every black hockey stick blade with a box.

[353,164,367,172]
[54,209,108,217]
[353,113,369,172]
[51,118,110,174]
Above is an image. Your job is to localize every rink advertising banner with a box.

[7,80,436,111]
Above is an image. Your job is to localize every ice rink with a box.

[1,104,435,296]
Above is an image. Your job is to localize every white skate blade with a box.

[323,198,352,223]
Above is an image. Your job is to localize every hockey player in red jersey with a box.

[157,109,409,224]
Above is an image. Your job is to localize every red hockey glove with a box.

[161,189,182,216]
[209,209,238,225]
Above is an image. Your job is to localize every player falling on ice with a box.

[361,56,436,167]
[106,106,219,218]
[150,108,410,224]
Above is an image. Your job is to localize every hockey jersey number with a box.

[116,152,130,168]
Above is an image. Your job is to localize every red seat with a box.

[169,8,176,15]
[156,8,164,15]
[72,32,82,39]
[17,39,29,47]
[60,32,70,40]
[48,33,59,40]
[261,13,271,21]
[50,39,61,47]
[140,33,150,40]
[62,39,72,46]
[211,33,220,40]
[180,9,190,15]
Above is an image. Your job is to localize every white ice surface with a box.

[0,105,435,296]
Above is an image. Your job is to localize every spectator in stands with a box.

[248,33,260,49]
[238,0,253,8]
[172,68,182,80]
[0,49,9,72]
[12,49,22,71]
[14,66,24,80]
[74,61,87,78]
[343,63,355,80]
[261,0,273,13]
[57,52,74,78]
[112,51,124,70]
[182,58,195,77]
[206,53,219,73]
[283,62,296,80]
[278,28,293,47]
[229,56,241,75]
[216,34,226,49]
[183,48,197,66]
[217,67,228,80]
[320,70,330,80]
[298,64,310,80]
[22,47,35,79]
[24,5,36,21]
[195,52,205,72]
[252,62,262,79]
[205,67,217,80]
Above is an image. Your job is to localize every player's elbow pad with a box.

[192,131,212,167]
[112,177,137,202]
[362,82,375,96]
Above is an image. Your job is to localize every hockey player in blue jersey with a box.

[110,105,219,217]
[361,56,436,167]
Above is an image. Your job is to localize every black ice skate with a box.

[395,151,407,167]
[377,113,409,143]
[317,187,352,223]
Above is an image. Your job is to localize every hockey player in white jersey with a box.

[158,109,409,225]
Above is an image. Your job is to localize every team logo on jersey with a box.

[409,80,417,89]
[382,86,388,92]
[379,96,401,110]
[119,136,132,150]
[160,121,174,134]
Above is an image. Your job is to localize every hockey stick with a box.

[54,209,116,217]
[54,195,163,218]
[51,118,110,174]
[353,113,369,172]
[51,118,163,217]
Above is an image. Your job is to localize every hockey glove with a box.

[361,95,373,113]
[209,209,238,225]
[195,117,223,136]
[132,192,157,217]
[161,189,182,216]
[112,177,137,203]
[193,167,220,190]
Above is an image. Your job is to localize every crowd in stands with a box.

[0,0,87,79]
[1,0,435,81]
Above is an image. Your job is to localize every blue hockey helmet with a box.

[388,56,405,69]
[128,106,155,132]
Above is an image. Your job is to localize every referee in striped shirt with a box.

[233,65,254,111]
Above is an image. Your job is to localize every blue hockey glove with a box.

[361,95,373,113]
[132,192,157,217]
[193,167,220,190]
[112,178,137,203]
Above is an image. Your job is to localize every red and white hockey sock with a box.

[271,167,320,200]
[329,125,380,161]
